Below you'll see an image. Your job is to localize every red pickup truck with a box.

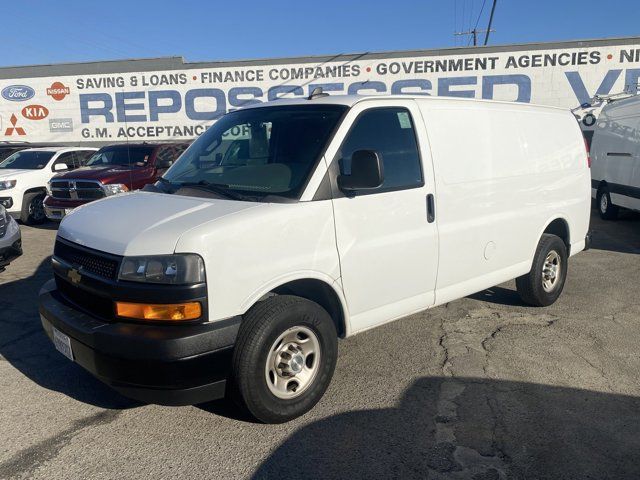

[44,142,188,220]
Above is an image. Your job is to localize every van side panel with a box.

[417,99,590,304]
[590,96,640,212]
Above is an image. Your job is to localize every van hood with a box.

[53,165,140,184]
[57,191,261,256]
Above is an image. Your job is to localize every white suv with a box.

[39,95,591,423]
[0,147,97,224]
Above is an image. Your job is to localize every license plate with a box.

[52,327,74,361]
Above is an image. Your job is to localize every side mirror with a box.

[338,150,384,192]
[53,163,68,172]
[156,158,174,169]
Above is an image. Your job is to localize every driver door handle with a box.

[426,194,435,223]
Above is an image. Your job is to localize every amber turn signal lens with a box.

[115,301,201,321]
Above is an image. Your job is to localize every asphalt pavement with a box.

[0,210,639,479]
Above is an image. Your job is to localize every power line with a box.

[455,0,496,47]
[484,0,498,45]
[473,0,488,31]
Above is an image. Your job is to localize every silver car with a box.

[0,205,22,272]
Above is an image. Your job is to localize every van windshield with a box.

[162,104,347,200]
[87,146,154,167]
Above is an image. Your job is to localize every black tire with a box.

[20,192,46,225]
[596,185,619,220]
[230,295,338,423]
[516,234,568,307]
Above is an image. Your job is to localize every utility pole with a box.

[454,28,495,47]
[484,0,498,45]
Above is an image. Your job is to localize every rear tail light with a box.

[584,137,591,168]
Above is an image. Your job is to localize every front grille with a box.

[55,275,114,320]
[54,240,120,280]
[50,179,105,200]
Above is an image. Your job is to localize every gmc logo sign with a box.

[21,105,49,120]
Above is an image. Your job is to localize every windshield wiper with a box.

[174,180,253,201]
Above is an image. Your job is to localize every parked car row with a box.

[0,141,188,224]
[0,141,188,272]
[44,142,188,221]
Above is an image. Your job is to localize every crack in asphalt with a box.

[0,410,121,480]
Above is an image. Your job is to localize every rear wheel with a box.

[20,192,46,225]
[597,186,619,220]
[516,234,568,307]
[230,295,338,423]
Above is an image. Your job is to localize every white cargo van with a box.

[590,95,640,219]
[39,95,591,423]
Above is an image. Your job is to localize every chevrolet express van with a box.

[590,95,640,219]
[39,95,591,423]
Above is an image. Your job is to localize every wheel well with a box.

[543,218,570,252]
[272,279,346,338]
[24,187,46,196]
[597,180,608,193]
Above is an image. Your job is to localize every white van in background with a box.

[39,95,591,423]
[591,95,640,219]
[0,147,97,224]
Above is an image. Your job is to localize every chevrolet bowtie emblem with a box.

[68,268,82,284]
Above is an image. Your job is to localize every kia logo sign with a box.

[46,82,70,101]
[1,85,35,102]
[21,105,49,120]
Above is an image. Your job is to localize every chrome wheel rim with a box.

[542,250,561,293]
[265,326,321,400]
[29,196,45,221]
[600,193,608,213]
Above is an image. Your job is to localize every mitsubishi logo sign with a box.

[4,114,26,136]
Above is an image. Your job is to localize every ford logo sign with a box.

[2,85,36,102]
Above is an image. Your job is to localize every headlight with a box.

[102,183,129,196]
[46,181,52,196]
[0,180,16,190]
[118,254,205,284]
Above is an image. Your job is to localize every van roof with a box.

[247,94,568,112]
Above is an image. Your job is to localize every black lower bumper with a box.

[39,279,241,406]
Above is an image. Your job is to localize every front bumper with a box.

[0,217,22,269]
[44,196,89,221]
[39,279,241,405]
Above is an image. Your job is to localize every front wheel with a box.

[230,295,338,423]
[516,234,568,307]
[20,192,46,225]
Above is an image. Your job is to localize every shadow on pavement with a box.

[253,377,640,480]
[589,209,640,255]
[467,286,524,306]
[0,258,136,409]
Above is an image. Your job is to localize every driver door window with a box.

[338,107,423,193]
